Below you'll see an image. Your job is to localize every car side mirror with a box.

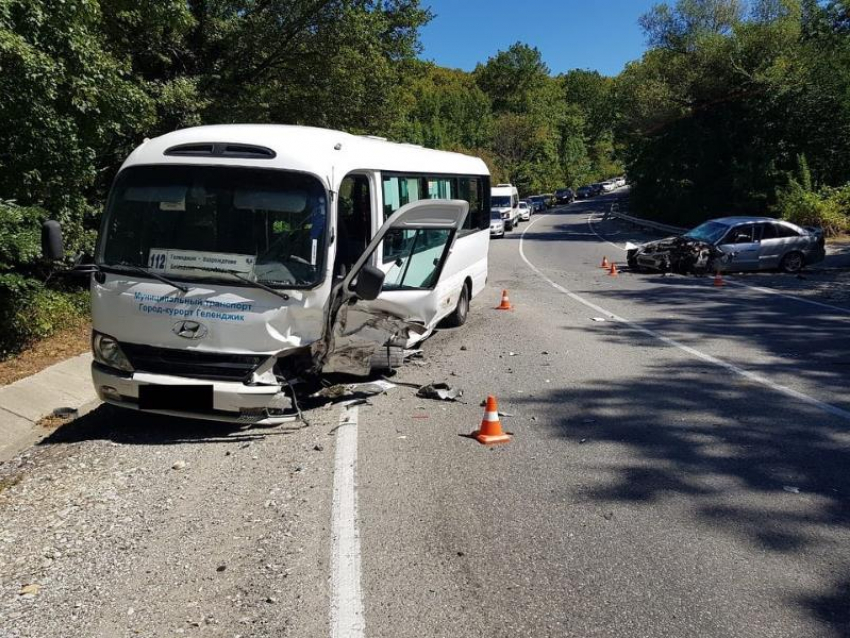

[41,220,64,261]
[353,264,385,301]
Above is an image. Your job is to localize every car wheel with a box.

[780,251,804,273]
[442,283,470,328]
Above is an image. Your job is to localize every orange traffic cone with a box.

[608,263,619,277]
[496,289,512,310]
[600,256,609,269]
[713,270,724,287]
[473,396,511,446]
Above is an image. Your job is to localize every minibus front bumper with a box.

[92,363,296,425]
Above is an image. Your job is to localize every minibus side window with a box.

[382,173,489,251]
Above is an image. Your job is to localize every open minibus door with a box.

[315,199,469,375]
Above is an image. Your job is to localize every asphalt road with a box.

[1,192,849,638]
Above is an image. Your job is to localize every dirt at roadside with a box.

[0,322,91,387]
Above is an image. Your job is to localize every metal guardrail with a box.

[607,201,688,235]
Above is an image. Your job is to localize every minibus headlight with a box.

[92,332,134,372]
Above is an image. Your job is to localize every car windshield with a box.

[491,196,511,207]
[683,220,730,244]
[98,165,328,288]
[490,211,502,220]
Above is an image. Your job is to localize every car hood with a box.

[635,235,712,253]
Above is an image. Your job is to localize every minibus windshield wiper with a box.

[109,262,190,293]
[173,266,291,301]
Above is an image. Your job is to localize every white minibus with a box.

[42,125,491,424]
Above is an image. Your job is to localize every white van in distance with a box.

[490,184,520,231]
[42,125,491,425]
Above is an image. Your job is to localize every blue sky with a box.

[419,0,658,77]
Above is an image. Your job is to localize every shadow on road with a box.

[584,277,850,406]
[515,358,850,636]
[38,404,302,447]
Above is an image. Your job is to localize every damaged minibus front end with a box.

[82,199,469,425]
[313,199,470,376]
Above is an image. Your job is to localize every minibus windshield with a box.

[491,196,511,207]
[98,165,328,288]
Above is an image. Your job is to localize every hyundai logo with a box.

[172,320,208,340]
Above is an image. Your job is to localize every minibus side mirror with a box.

[41,220,64,261]
[353,264,385,301]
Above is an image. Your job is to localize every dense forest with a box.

[0,0,848,353]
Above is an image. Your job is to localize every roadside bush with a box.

[0,284,89,357]
[0,201,89,358]
[775,181,850,237]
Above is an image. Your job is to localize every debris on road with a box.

[313,379,396,400]
[416,383,463,402]
[591,317,607,322]
[172,460,188,471]
[478,399,514,417]
[19,583,41,597]
[783,486,801,494]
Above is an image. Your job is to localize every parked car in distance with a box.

[576,186,593,199]
[527,196,543,213]
[531,196,548,212]
[627,217,825,274]
[555,188,575,204]
[590,183,604,196]
[518,201,531,221]
[490,211,505,238]
[601,181,617,192]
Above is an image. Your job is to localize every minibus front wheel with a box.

[442,282,470,328]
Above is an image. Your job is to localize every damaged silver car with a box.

[627,217,825,274]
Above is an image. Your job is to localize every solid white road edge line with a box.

[587,212,630,252]
[330,405,365,638]
[587,212,850,317]
[521,215,850,422]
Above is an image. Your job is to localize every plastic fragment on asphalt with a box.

[783,486,801,494]
[416,383,463,402]
[340,398,373,408]
[314,379,396,400]
[591,317,607,322]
